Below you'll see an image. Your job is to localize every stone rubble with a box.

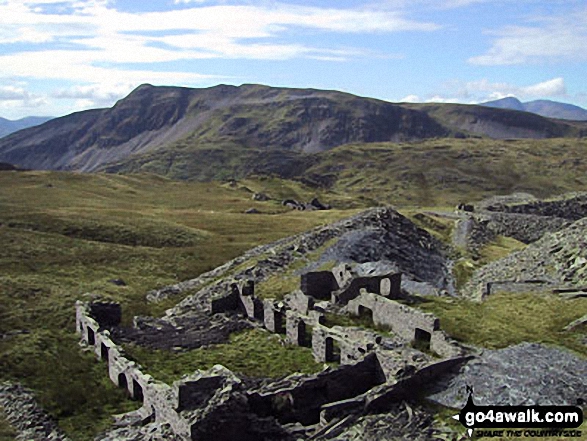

[0,382,71,441]
[428,343,587,408]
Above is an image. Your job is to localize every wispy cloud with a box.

[0,0,439,111]
[0,0,440,114]
[469,8,587,65]
[0,1,437,73]
[0,84,48,111]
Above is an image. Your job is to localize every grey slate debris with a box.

[427,343,587,408]
[0,382,71,441]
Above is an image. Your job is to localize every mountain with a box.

[0,84,586,174]
[482,97,587,121]
[523,100,587,121]
[0,116,53,138]
[481,97,525,112]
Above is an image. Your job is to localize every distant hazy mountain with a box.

[482,97,587,121]
[0,116,53,138]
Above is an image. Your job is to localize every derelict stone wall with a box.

[345,293,458,358]
[485,280,554,296]
[247,353,385,426]
[300,271,338,300]
[311,323,382,365]
[76,301,244,440]
[333,273,401,305]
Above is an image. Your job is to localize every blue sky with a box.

[0,0,586,119]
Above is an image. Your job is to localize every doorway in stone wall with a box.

[297,321,312,347]
[132,379,144,401]
[100,342,109,362]
[324,337,341,363]
[87,327,95,345]
[414,328,431,351]
[357,305,374,327]
[118,373,129,394]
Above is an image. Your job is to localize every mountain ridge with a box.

[0,116,53,139]
[1,84,586,174]
[482,97,587,121]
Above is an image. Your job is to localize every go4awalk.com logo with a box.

[452,389,584,438]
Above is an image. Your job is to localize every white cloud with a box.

[398,77,568,104]
[463,77,567,100]
[399,94,421,102]
[0,85,48,111]
[0,86,33,101]
[0,0,438,98]
[469,8,587,65]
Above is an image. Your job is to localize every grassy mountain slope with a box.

[104,138,587,208]
[1,84,586,174]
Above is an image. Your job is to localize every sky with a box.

[0,0,586,120]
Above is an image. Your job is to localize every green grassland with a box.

[2,139,587,440]
[0,171,355,439]
[123,328,324,384]
[420,292,587,357]
[107,138,587,208]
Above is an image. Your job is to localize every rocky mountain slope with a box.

[1,84,585,174]
[482,97,587,121]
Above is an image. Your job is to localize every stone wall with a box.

[311,324,382,365]
[345,293,459,358]
[300,271,339,300]
[298,266,401,306]
[485,280,555,296]
[74,259,464,439]
[247,353,385,426]
[76,301,279,441]
[333,273,402,304]
[485,193,587,221]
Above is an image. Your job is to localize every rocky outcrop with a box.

[485,193,587,221]
[483,212,570,244]
[281,198,331,211]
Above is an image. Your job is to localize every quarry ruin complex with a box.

[76,260,468,440]
[68,195,587,440]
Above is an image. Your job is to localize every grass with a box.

[108,137,587,208]
[0,410,17,441]
[254,237,342,300]
[123,328,324,384]
[0,171,355,439]
[452,236,527,291]
[2,163,586,439]
[419,292,587,357]
[403,211,455,245]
